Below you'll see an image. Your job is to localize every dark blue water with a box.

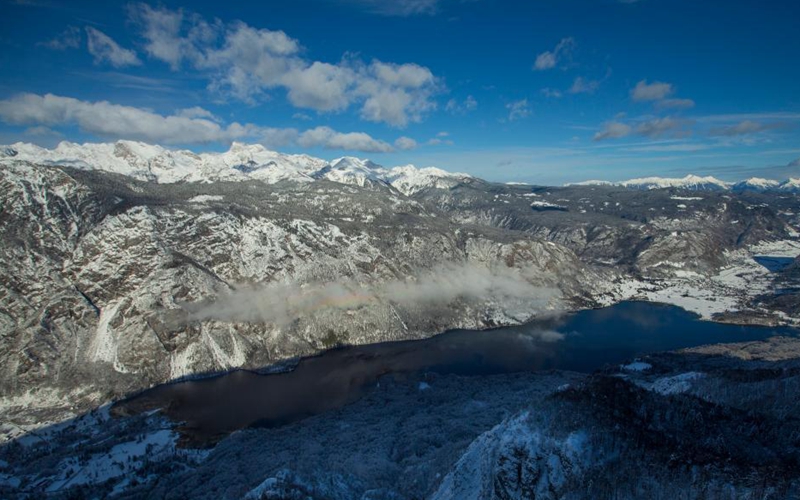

[754,255,795,272]
[117,301,796,442]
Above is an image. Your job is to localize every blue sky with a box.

[0,0,798,184]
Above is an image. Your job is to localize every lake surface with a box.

[116,301,797,443]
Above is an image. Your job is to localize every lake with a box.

[115,301,797,443]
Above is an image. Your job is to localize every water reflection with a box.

[116,301,796,444]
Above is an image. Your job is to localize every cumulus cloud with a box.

[183,262,558,326]
[506,99,531,121]
[630,80,674,102]
[85,27,141,68]
[0,93,241,144]
[533,37,575,71]
[593,121,632,140]
[39,26,81,50]
[298,126,393,153]
[394,136,418,150]
[0,93,394,153]
[259,127,300,149]
[127,3,439,126]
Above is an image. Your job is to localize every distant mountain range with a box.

[0,141,471,196]
[568,174,800,192]
[3,141,798,193]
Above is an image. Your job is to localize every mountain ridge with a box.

[4,140,798,193]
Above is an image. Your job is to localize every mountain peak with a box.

[0,140,473,193]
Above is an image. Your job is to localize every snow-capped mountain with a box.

[778,178,800,193]
[383,165,473,196]
[1,139,799,458]
[570,174,800,192]
[732,177,782,192]
[313,156,390,188]
[0,141,471,196]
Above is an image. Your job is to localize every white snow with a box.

[530,200,566,209]
[642,372,704,395]
[598,239,800,323]
[188,195,224,203]
[733,177,780,191]
[621,361,652,372]
[0,141,473,195]
[622,175,730,190]
[568,174,800,192]
[45,429,179,493]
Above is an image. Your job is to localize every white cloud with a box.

[127,3,202,70]
[259,127,300,149]
[344,0,441,16]
[281,62,354,112]
[24,125,62,137]
[568,76,599,95]
[594,117,688,141]
[298,126,393,152]
[635,117,686,138]
[534,52,556,71]
[176,106,217,120]
[394,136,418,150]
[623,143,709,153]
[540,88,562,98]
[426,131,454,146]
[630,80,674,101]
[0,93,394,153]
[506,99,531,121]
[445,95,477,114]
[655,98,695,110]
[85,27,141,68]
[39,26,81,50]
[709,120,784,137]
[127,3,438,127]
[593,121,632,141]
[427,137,454,146]
[0,93,245,144]
[533,37,575,71]
[371,61,434,88]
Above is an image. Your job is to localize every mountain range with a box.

[1,140,800,498]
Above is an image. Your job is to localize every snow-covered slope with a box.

[383,165,472,196]
[2,141,324,184]
[732,177,781,192]
[620,175,730,191]
[312,156,389,188]
[0,160,586,428]
[779,178,800,193]
[0,141,473,195]
[569,174,800,192]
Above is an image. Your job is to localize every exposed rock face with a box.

[0,161,593,422]
[1,141,799,425]
[408,181,793,275]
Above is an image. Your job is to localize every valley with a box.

[1,141,799,498]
